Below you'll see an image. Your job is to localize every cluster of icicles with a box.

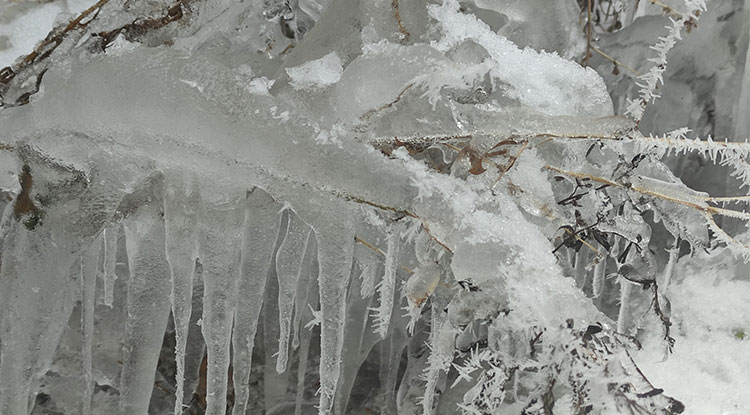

[0,164,447,415]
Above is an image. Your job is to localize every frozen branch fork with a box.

[0,0,746,414]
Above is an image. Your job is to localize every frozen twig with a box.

[624,0,707,122]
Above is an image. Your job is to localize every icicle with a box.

[381,327,409,414]
[119,175,172,415]
[263,256,290,413]
[0,191,94,413]
[316,224,356,415]
[198,191,245,415]
[80,239,100,415]
[334,266,379,414]
[660,238,680,293]
[374,222,402,338]
[295,256,319,415]
[359,260,379,299]
[163,171,200,415]
[263,208,292,413]
[102,224,119,308]
[421,312,456,415]
[573,248,588,289]
[592,255,607,298]
[231,187,282,415]
[181,259,207,407]
[292,231,319,350]
[275,209,311,373]
[617,277,634,334]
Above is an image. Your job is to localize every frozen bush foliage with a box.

[0,0,748,414]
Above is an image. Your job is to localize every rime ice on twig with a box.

[625,1,708,121]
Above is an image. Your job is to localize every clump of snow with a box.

[247,76,275,95]
[426,0,613,117]
[634,251,750,414]
[285,51,343,90]
[105,34,139,57]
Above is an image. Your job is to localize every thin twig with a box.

[1,0,110,85]
[491,141,529,190]
[546,165,750,222]
[360,83,414,122]
[354,236,414,274]
[392,0,411,42]
[591,46,641,76]
[336,191,454,254]
[648,0,682,18]
[563,227,601,256]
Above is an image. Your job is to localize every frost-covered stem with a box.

[705,214,750,261]
[624,0,707,122]
[617,278,634,334]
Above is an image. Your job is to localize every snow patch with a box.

[285,52,343,89]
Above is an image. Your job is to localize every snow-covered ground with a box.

[634,252,750,414]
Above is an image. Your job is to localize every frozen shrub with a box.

[0,0,747,414]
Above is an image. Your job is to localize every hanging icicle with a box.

[231,187,283,415]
